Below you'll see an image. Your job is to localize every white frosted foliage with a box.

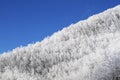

[0,5,120,80]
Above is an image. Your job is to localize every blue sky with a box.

[0,0,120,53]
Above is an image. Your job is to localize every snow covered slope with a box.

[0,5,120,80]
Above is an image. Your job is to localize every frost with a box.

[0,5,120,80]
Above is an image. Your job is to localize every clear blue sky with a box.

[0,0,120,53]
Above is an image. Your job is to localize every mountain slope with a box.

[0,5,120,80]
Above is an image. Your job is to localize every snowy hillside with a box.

[0,5,120,80]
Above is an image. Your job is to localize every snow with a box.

[0,5,120,80]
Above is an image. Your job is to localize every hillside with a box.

[0,5,120,80]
